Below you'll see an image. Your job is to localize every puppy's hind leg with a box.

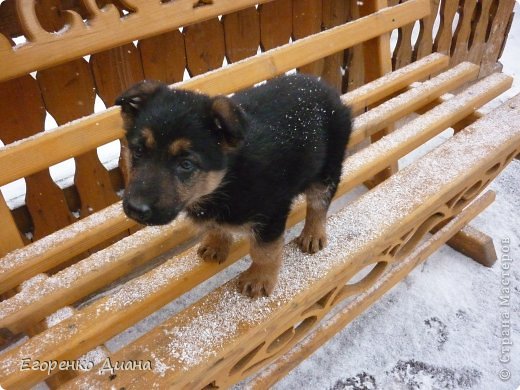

[197,227,232,263]
[297,183,334,254]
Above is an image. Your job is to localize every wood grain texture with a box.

[433,0,459,55]
[293,0,324,76]
[0,0,274,82]
[450,0,477,67]
[0,75,74,239]
[138,29,187,84]
[184,18,226,76]
[223,7,260,63]
[258,0,292,51]
[479,0,515,77]
[343,0,364,92]
[37,60,119,218]
[321,0,349,91]
[467,0,494,66]
[414,0,441,60]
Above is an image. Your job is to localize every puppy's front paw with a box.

[238,269,277,298]
[197,243,230,263]
[297,229,327,254]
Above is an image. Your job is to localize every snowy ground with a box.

[1,5,519,390]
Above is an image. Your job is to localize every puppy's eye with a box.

[179,159,195,171]
[132,147,144,159]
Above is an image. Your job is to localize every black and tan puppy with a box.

[116,74,351,298]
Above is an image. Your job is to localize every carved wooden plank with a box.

[258,0,292,51]
[184,18,225,77]
[292,0,324,76]
[37,60,119,218]
[247,191,495,388]
[0,0,274,82]
[90,43,144,184]
[479,0,515,77]
[433,0,459,55]
[343,0,364,92]
[467,0,494,65]
[223,7,260,63]
[393,20,415,70]
[450,0,477,67]
[0,75,74,240]
[138,29,186,84]
[414,0,441,60]
[321,0,349,91]
[0,0,22,38]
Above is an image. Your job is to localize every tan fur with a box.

[297,184,330,253]
[181,170,226,206]
[169,138,192,156]
[197,227,233,263]
[142,128,155,149]
[238,236,284,298]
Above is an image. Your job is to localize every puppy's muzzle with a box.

[124,198,153,223]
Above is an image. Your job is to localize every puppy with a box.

[116,74,352,297]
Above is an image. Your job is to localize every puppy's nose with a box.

[126,199,152,222]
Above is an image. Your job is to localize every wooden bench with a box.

[0,0,518,388]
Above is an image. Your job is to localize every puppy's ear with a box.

[115,80,164,129]
[211,96,247,150]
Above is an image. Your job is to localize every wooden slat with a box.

[479,0,516,77]
[321,0,349,91]
[292,0,324,76]
[467,0,494,66]
[184,18,226,76]
[0,75,74,239]
[258,0,293,51]
[450,0,477,66]
[223,7,260,63]
[348,62,480,147]
[138,29,187,84]
[414,0,440,60]
[341,73,512,189]
[343,1,365,92]
[0,0,431,188]
[433,0,459,55]
[0,72,510,388]
[247,191,496,389]
[343,52,448,114]
[0,0,275,82]
[0,53,448,294]
[37,60,119,217]
[0,202,133,295]
[61,91,520,387]
[393,7,415,69]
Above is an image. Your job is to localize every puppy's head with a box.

[115,81,246,225]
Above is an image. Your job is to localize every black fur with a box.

[117,74,352,243]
